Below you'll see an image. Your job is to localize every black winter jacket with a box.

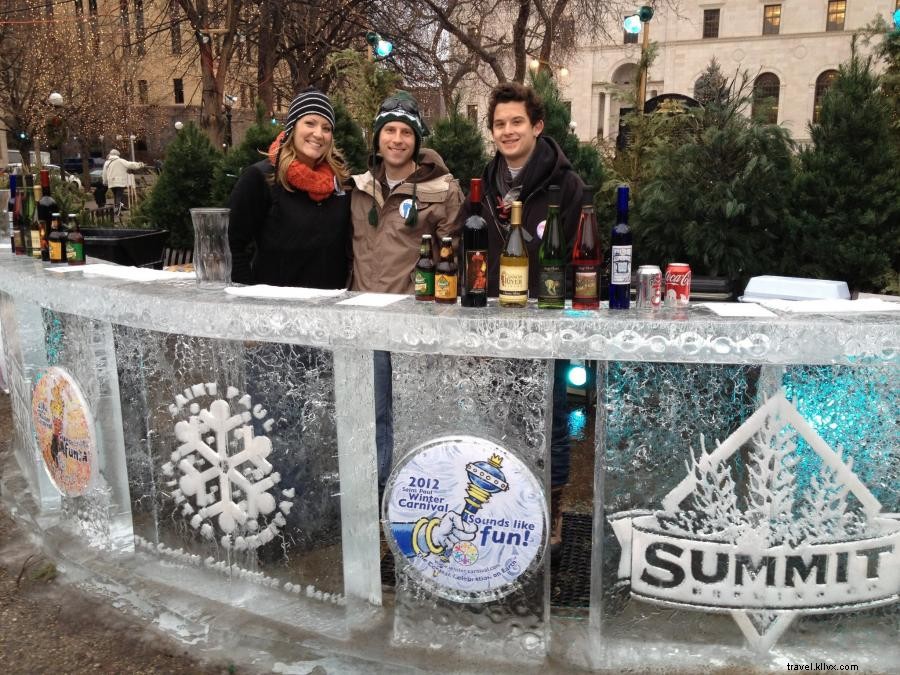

[228,160,351,288]
[459,136,584,297]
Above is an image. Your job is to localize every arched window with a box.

[813,70,839,123]
[752,73,780,124]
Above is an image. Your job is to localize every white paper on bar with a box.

[80,264,195,281]
[224,284,346,300]
[699,302,777,318]
[337,293,407,307]
[47,265,95,273]
[755,298,900,314]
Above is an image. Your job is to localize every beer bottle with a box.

[414,234,435,301]
[538,185,565,309]
[499,201,528,307]
[434,236,458,304]
[461,178,488,307]
[48,213,67,264]
[9,174,21,253]
[38,169,56,261]
[21,174,36,256]
[30,177,42,259]
[66,213,85,265]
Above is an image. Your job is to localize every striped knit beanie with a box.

[281,87,336,151]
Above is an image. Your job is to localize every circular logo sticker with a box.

[399,198,415,219]
[383,435,546,603]
[31,367,97,496]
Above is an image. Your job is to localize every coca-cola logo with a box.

[665,271,691,286]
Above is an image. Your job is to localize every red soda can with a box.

[665,263,691,307]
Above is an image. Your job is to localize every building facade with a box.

[465,0,895,147]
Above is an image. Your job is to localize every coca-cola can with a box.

[636,265,662,309]
[665,263,692,307]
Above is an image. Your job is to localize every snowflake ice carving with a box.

[161,382,295,551]
[609,390,899,652]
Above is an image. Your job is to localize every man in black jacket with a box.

[463,82,585,560]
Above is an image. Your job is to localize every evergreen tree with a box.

[333,99,368,174]
[211,101,281,206]
[636,75,796,283]
[693,58,729,106]
[530,70,605,192]
[134,122,221,249]
[794,45,900,292]
[426,97,487,191]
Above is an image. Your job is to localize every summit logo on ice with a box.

[609,391,899,651]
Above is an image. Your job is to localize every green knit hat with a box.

[372,91,429,160]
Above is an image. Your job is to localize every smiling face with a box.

[378,121,417,177]
[291,114,333,166]
[490,101,544,169]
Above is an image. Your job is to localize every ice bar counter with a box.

[0,255,897,673]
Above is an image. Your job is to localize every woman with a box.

[228,88,351,288]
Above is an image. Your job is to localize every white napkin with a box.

[755,298,900,314]
[337,293,407,307]
[79,264,195,281]
[224,285,346,300]
[699,302,776,318]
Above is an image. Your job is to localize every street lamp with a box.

[174,121,184,131]
[630,6,654,112]
[365,31,393,61]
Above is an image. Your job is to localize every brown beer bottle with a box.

[434,237,458,304]
[48,213,67,264]
[414,234,435,301]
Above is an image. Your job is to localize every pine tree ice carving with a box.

[745,415,803,547]
[798,446,865,543]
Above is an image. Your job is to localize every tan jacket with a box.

[350,148,463,293]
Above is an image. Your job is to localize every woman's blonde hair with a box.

[272,126,350,191]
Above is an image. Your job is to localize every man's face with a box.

[491,101,543,168]
[378,121,416,172]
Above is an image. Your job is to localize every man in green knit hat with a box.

[349,91,463,493]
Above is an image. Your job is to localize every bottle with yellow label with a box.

[499,201,528,307]
[48,213,67,264]
[434,236,458,304]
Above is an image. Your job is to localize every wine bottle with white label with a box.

[609,185,633,310]
[499,201,528,307]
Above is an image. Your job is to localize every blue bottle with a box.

[609,185,633,309]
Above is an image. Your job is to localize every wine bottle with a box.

[572,187,601,310]
[461,178,488,308]
[38,169,56,261]
[414,234,435,301]
[538,185,565,309]
[434,237,458,304]
[66,213,85,265]
[8,174,19,253]
[499,201,528,307]
[21,174,36,256]
[609,185,633,310]
[29,177,42,258]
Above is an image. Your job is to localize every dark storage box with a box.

[82,228,169,269]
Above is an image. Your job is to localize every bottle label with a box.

[574,269,598,299]
[66,242,84,263]
[31,230,41,255]
[50,241,63,261]
[611,245,633,284]
[435,274,457,300]
[465,250,487,295]
[414,269,434,296]
[538,264,565,300]
[499,264,528,294]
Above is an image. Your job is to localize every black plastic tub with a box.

[81,228,169,269]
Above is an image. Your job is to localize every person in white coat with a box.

[101,149,144,211]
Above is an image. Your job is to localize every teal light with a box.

[567,364,588,387]
[623,15,642,34]
[375,38,393,58]
[894,9,900,29]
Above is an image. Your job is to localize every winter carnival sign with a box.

[31,367,97,496]
[610,391,900,652]
[385,435,546,603]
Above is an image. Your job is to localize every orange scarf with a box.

[268,132,335,202]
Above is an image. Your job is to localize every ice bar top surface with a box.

[0,256,897,364]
